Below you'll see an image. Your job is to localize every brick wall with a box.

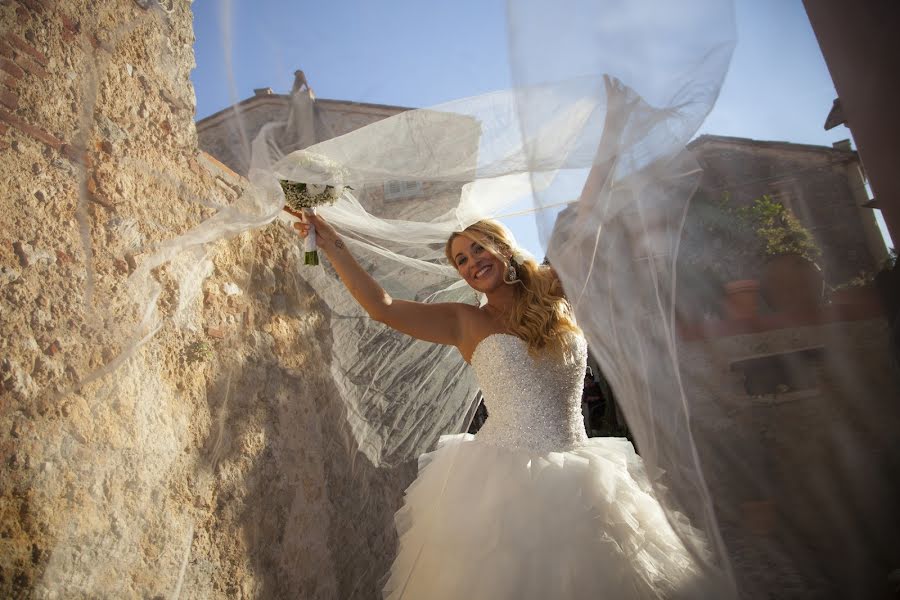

[1,5,62,152]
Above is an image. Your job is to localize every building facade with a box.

[687,134,886,285]
[196,75,900,599]
[196,72,469,224]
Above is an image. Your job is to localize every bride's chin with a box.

[469,279,489,294]
[476,278,503,294]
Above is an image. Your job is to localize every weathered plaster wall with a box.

[0,1,410,598]
[680,317,900,598]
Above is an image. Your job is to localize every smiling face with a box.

[449,233,507,293]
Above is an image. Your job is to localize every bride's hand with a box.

[284,206,339,245]
[600,74,638,144]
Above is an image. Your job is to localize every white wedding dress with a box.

[381,333,724,599]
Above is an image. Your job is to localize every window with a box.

[730,347,823,397]
[384,180,423,201]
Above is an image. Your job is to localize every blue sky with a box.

[191,0,884,254]
[192,0,511,115]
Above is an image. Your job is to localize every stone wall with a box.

[0,1,410,598]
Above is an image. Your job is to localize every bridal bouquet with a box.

[279,153,349,265]
[280,181,345,265]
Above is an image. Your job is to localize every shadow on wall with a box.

[193,228,414,599]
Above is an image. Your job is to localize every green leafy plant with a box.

[680,192,764,282]
[834,270,875,291]
[834,247,896,290]
[678,193,825,317]
[735,195,821,263]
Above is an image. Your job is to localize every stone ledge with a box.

[196,94,412,131]
[678,300,885,340]
[197,149,246,188]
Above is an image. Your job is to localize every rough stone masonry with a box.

[0,1,410,598]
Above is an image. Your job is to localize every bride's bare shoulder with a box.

[456,303,495,329]
[456,303,508,363]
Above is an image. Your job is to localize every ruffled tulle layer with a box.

[382,434,726,600]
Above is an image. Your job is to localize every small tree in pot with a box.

[832,248,896,305]
[678,193,765,320]
[737,195,823,313]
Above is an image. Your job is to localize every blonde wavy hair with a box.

[445,220,581,356]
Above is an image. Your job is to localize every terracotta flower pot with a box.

[722,279,760,320]
[760,254,824,313]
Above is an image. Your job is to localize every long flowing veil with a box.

[6,0,899,598]
[246,0,740,592]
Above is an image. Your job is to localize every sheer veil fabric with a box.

[244,0,740,592]
[64,0,900,596]
[91,0,743,590]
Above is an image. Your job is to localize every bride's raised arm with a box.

[285,207,467,348]
[576,75,635,217]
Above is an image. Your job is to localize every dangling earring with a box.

[504,260,519,284]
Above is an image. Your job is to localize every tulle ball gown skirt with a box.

[380,434,727,599]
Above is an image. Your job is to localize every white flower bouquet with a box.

[280,181,346,265]
[279,152,350,265]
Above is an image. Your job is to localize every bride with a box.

[285,209,727,599]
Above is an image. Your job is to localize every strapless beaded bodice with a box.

[470,333,589,453]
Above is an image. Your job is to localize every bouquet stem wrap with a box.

[280,177,346,266]
[304,208,319,266]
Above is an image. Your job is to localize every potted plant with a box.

[831,271,876,305]
[832,248,896,306]
[722,279,761,320]
[739,195,823,313]
[678,193,764,320]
